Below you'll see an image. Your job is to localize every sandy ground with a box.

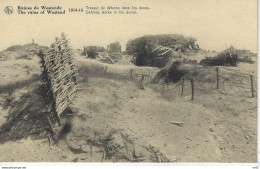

[0,52,257,163]
[0,74,257,162]
[0,57,40,85]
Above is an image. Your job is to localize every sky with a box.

[0,0,257,52]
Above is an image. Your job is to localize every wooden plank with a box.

[67,84,78,98]
[56,89,69,101]
[46,50,55,54]
[56,104,67,116]
[52,76,74,91]
[55,40,67,47]
[169,121,186,125]
[250,75,254,98]
[56,93,68,103]
[55,86,73,102]
[56,96,68,106]
[47,116,54,133]
[106,53,115,64]
[53,80,72,93]
[51,80,64,91]
[159,48,171,56]
[151,46,161,53]
[51,69,71,80]
[60,70,72,79]
[56,98,67,108]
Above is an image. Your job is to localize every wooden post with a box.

[250,75,254,98]
[130,69,133,79]
[181,75,184,96]
[102,151,106,162]
[216,67,219,90]
[190,78,194,100]
[166,71,169,86]
[141,74,144,82]
[90,145,93,157]
[47,116,54,134]
[106,54,115,64]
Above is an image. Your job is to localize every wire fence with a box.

[160,66,257,100]
[79,64,257,100]
[122,68,155,81]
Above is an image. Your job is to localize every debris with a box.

[105,53,115,64]
[137,81,145,90]
[68,145,87,154]
[248,106,257,110]
[169,121,185,126]
[142,144,173,162]
[65,114,74,116]
[47,135,51,149]
[185,137,192,141]
[72,157,79,163]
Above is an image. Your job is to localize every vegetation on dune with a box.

[107,41,121,53]
[6,45,23,52]
[81,46,105,59]
[0,43,49,61]
[200,53,238,66]
[168,61,185,82]
[126,34,199,54]
[0,75,39,94]
[126,34,199,68]
[152,61,186,84]
[6,44,49,53]
[16,54,32,60]
[200,46,256,67]
[181,58,198,65]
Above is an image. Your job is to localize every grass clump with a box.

[200,52,238,66]
[0,75,40,94]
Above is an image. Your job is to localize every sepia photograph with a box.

[0,0,258,167]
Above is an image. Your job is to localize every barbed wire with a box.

[158,67,257,100]
[82,64,257,100]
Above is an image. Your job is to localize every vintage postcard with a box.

[0,0,258,167]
